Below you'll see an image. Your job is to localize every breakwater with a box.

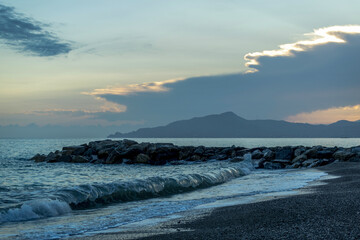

[31,139,360,169]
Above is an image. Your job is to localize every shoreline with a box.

[72,162,360,240]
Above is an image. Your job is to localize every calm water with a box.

[0,138,359,239]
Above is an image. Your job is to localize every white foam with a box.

[0,199,71,223]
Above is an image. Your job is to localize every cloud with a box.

[85,25,360,126]
[85,78,185,96]
[286,104,360,124]
[244,25,360,72]
[0,4,72,56]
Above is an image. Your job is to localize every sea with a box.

[1,138,359,239]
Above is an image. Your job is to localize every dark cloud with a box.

[99,32,360,127]
[0,4,72,56]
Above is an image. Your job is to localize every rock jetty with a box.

[31,139,360,169]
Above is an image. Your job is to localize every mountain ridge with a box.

[108,112,360,138]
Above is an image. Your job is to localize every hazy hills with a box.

[109,112,360,138]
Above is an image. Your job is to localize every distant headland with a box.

[108,112,360,138]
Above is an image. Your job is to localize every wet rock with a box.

[194,146,205,155]
[189,155,202,161]
[105,150,123,164]
[135,153,150,164]
[272,159,291,165]
[62,145,87,155]
[302,159,318,168]
[230,157,244,163]
[251,150,263,159]
[264,162,282,169]
[333,150,356,161]
[348,154,360,162]
[45,152,60,163]
[275,147,293,160]
[31,154,46,162]
[316,150,334,159]
[263,149,275,161]
[351,146,360,153]
[289,161,302,168]
[294,147,306,157]
[292,154,307,164]
[304,148,318,159]
[97,148,113,159]
[71,155,89,163]
[58,154,73,162]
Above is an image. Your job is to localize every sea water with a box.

[0,138,359,239]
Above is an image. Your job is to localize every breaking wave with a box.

[0,162,253,223]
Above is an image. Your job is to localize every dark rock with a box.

[294,147,305,157]
[272,159,291,165]
[189,155,202,161]
[62,145,87,155]
[31,154,46,162]
[97,148,113,159]
[45,152,60,163]
[71,155,89,163]
[58,154,73,162]
[302,159,318,168]
[230,157,244,163]
[105,150,123,164]
[348,154,360,162]
[194,146,205,155]
[304,148,318,159]
[292,154,307,164]
[264,162,282,169]
[333,150,356,161]
[251,150,263,159]
[316,150,334,159]
[257,158,267,168]
[263,149,275,160]
[134,153,150,164]
[275,147,293,160]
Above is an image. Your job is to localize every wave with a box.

[0,161,253,223]
[0,199,71,223]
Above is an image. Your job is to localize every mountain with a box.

[108,112,360,138]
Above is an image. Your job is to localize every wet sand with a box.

[75,162,360,240]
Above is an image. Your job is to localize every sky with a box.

[1,0,360,136]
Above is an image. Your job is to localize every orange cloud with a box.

[84,78,185,96]
[244,25,360,72]
[286,105,360,124]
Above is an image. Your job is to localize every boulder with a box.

[71,155,89,163]
[105,150,123,164]
[302,159,318,168]
[275,147,293,160]
[263,149,275,160]
[45,152,60,163]
[333,150,356,161]
[230,157,244,163]
[304,148,318,159]
[97,148,114,159]
[251,150,263,159]
[194,146,205,155]
[264,162,282,170]
[316,150,334,159]
[62,145,87,155]
[272,159,291,165]
[134,153,150,164]
[31,154,46,162]
[289,161,302,168]
[348,154,360,162]
[189,155,202,161]
[292,154,307,164]
[294,147,305,157]
[58,154,73,162]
